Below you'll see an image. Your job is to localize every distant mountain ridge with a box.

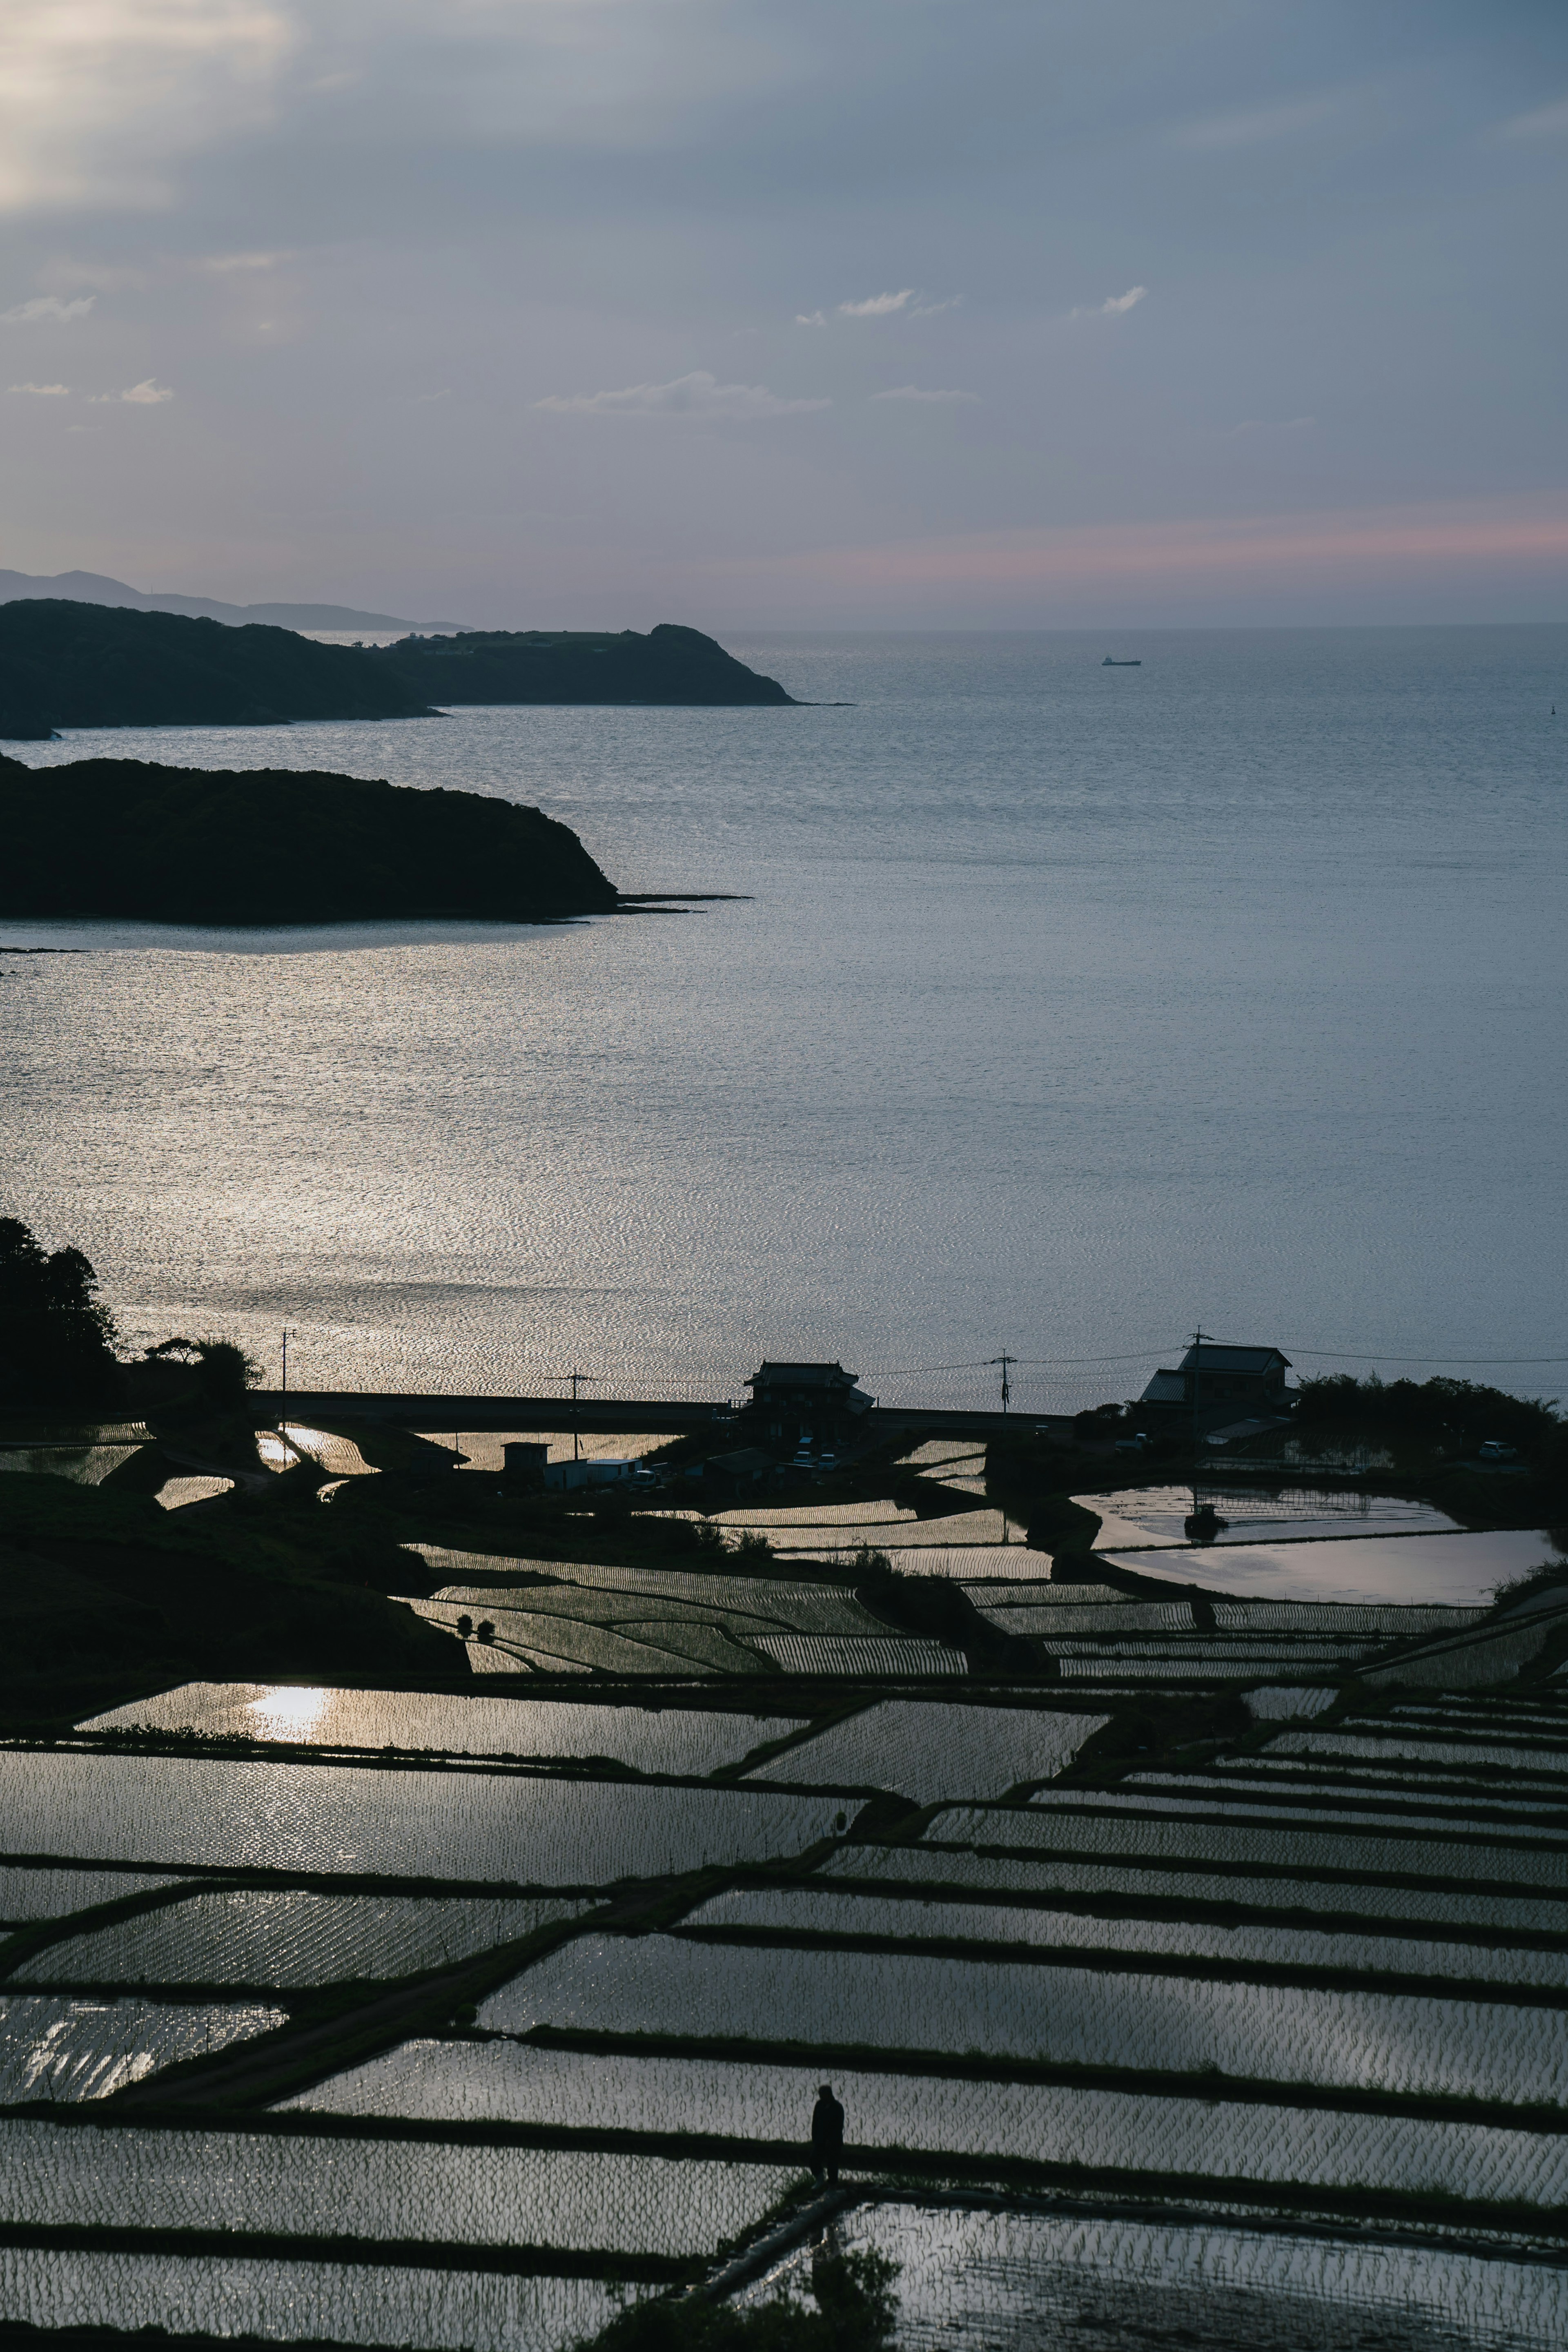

[0,567,471,634]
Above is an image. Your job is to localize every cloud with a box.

[89,377,173,404]
[413,388,451,404]
[1173,92,1353,150]
[909,294,960,318]
[1497,96,1568,142]
[535,369,828,419]
[8,381,69,395]
[192,249,290,274]
[0,0,294,215]
[0,294,95,324]
[1229,415,1317,437]
[871,384,978,404]
[838,290,915,317]
[795,310,827,327]
[1100,286,1146,314]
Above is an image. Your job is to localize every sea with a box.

[2,625,1564,1418]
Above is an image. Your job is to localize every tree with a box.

[0,1217,122,1409]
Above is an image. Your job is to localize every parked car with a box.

[1478,1440,1519,1462]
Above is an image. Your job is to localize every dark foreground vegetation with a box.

[0,602,792,738]
[0,756,617,923]
[371,624,795,707]
[0,601,434,738]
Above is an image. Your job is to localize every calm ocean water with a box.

[2,626,1564,1413]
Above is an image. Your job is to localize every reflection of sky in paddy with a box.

[1079,1485,1459,1548]
[1107,1528,1560,1606]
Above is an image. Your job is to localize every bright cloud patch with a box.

[1498,96,1568,142]
[8,381,69,395]
[536,370,828,419]
[838,290,915,317]
[88,378,173,404]
[871,385,978,404]
[0,0,294,215]
[1100,286,1147,314]
[0,296,94,324]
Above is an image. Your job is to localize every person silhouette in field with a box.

[811,2082,844,2185]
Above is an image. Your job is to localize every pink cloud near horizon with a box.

[720,495,1568,600]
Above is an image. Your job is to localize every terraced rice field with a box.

[929,1805,1568,1887]
[872,1545,1057,1581]
[1106,1528,1557,1607]
[0,1750,843,1884]
[7,1549,1564,2347]
[404,1552,921,1674]
[0,1994,285,2100]
[0,1865,178,1924]
[744,1703,1105,1804]
[0,2252,625,2352]
[153,1476,234,1509]
[11,1891,592,1988]
[80,1685,803,1774]
[822,1843,1568,1932]
[0,2119,792,2256]
[280,1426,378,1478]
[678,1884,1568,1987]
[1080,1486,1462,1549]
[787,2205,1568,2351]
[0,1444,145,1485]
[745,1635,964,1676]
[477,1931,1568,2099]
[286,2038,1568,2206]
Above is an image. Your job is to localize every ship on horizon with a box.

[1102,655,1142,666]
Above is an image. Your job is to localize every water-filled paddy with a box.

[744,1702,1104,1804]
[754,2203,1568,2350]
[13,1890,591,1989]
[1109,1527,1560,1605]
[0,1994,285,2101]
[0,2252,624,2352]
[81,1684,804,1774]
[477,1929,1568,2098]
[0,1750,842,1883]
[0,2118,792,2255]
[285,2037,1568,2205]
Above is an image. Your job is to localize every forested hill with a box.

[370,622,796,706]
[0,603,794,739]
[0,600,436,740]
[0,756,618,925]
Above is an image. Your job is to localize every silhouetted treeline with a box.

[0,1219,122,1408]
[1295,1373,1561,1458]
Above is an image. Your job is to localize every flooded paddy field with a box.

[1,1421,1566,2350]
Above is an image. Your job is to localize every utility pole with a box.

[280,1329,290,1431]
[570,1369,585,1461]
[1189,1326,1214,1515]
[988,1353,1016,1414]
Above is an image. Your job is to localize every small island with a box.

[369,622,796,707]
[0,756,619,925]
[0,601,795,740]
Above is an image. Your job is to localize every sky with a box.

[0,0,1564,629]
